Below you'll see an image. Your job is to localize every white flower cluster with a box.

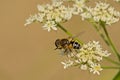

[114,0,120,2]
[61,41,111,75]
[53,0,88,14]
[61,60,74,69]
[24,0,89,31]
[81,2,120,25]
[25,1,73,31]
[72,0,87,15]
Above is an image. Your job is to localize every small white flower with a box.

[95,1,109,10]
[87,60,94,65]
[75,59,81,63]
[36,13,45,22]
[81,55,88,62]
[81,64,87,70]
[81,11,92,20]
[61,60,74,69]
[62,7,73,20]
[52,1,63,7]
[114,0,120,2]
[37,5,45,12]
[46,4,53,10]
[42,21,57,32]
[24,14,38,26]
[72,0,86,15]
[89,64,103,75]
[101,50,111,57]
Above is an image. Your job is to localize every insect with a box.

[54,37,81,54]
[54,31,84,54]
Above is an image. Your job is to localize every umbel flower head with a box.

[81,1,120,25]
[114,0,120,2]
[24,1,73,32]
[72,0,87,15]
[61,41,111,75]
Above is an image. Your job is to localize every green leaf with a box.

[113,70,120,80]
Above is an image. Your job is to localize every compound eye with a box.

[73,42,80,49]
[76,45,80,49]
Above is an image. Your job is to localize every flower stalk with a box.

[57,23,84,45]
[104,57,120,66]
[102,66,120,69]
[88,20,120,65]
[102,24,120,61]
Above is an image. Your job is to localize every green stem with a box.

[57,23,84,45]
[104,57,120,66]
[102,24,120,61]
[90,21,120,65]
[92,22,109,45]
[102,66,120,69]
[57,23,73,36]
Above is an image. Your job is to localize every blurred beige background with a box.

[0,0,120,80]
